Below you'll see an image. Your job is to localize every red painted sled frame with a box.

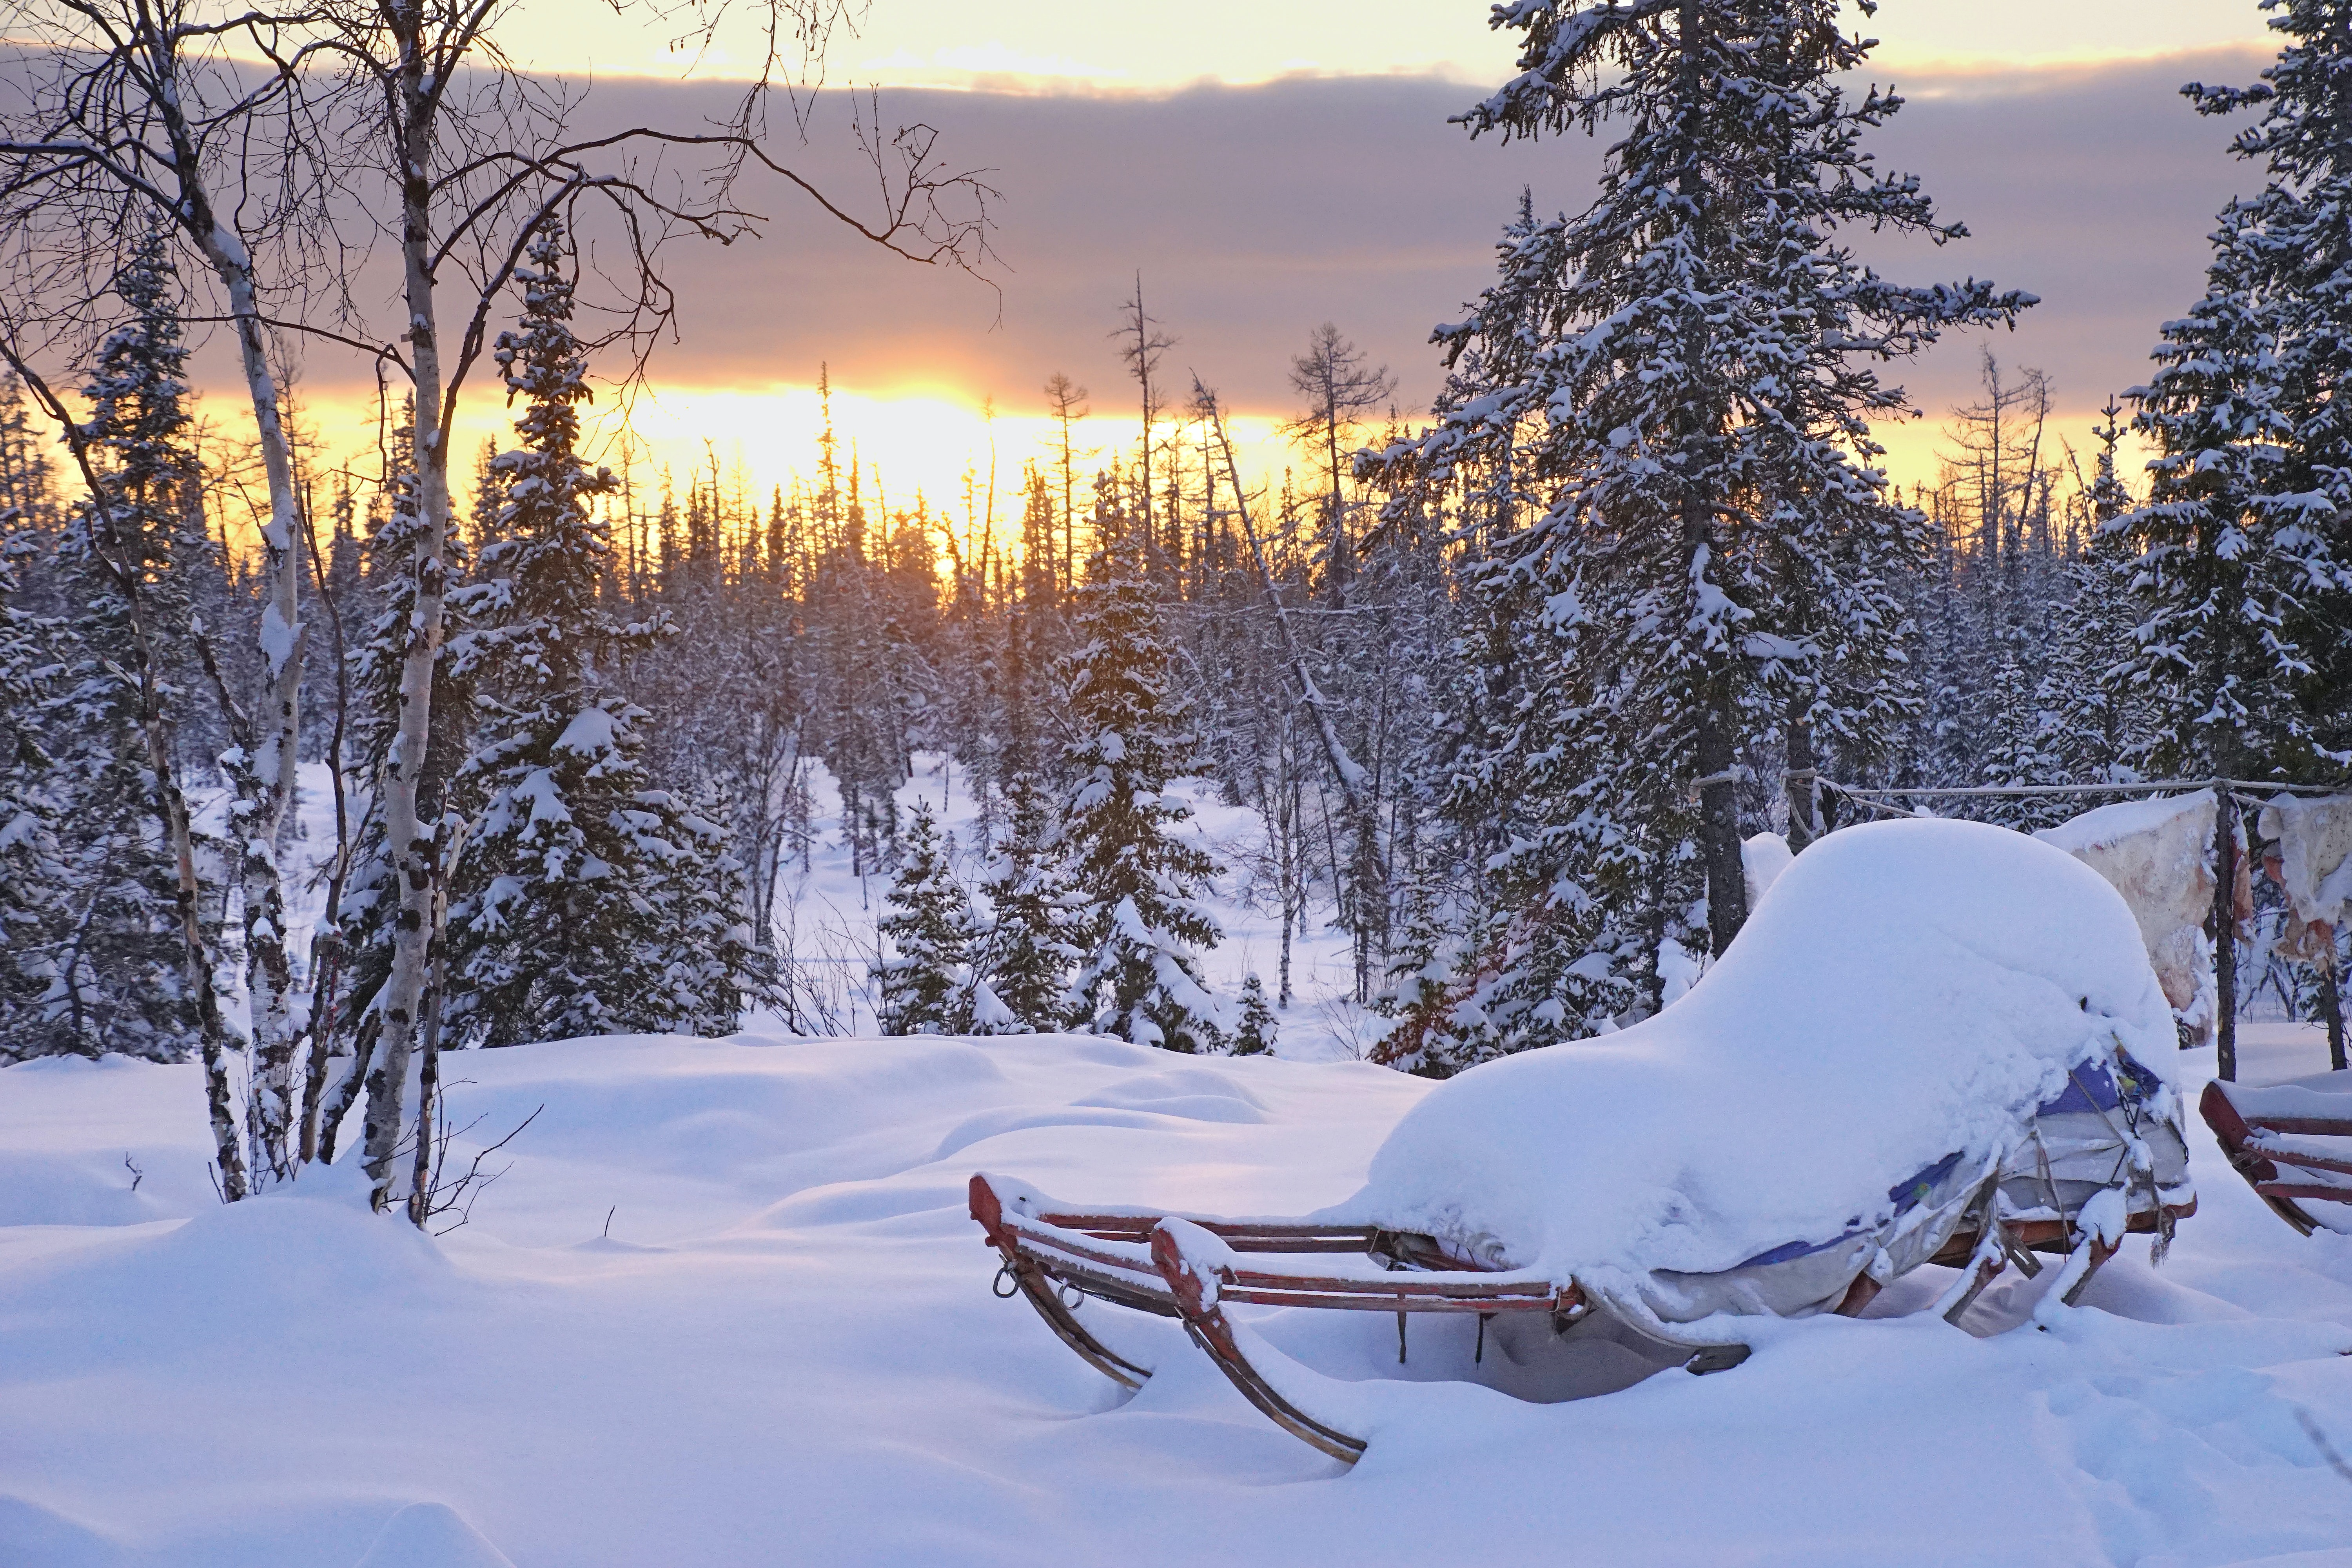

[969,1172,2192,1465]
[2200,1079,2352,1235]
[969,1173,1587,1463]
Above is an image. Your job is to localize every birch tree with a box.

[1,2,337,1185]
[286,0,990,1211]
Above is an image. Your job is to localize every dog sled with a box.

[971,821,2198,1465]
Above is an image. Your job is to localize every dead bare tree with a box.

[1197,379,1386,1001]
[1042,371,1088,592]
[1281,323,1394,610]
[1111,276,1173,570]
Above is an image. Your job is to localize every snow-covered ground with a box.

[13,763,2352,1565]
[6,1021,2352,1566]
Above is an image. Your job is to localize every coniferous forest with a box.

[4,0,2352,1215]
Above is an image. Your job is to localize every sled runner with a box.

[970,821,2199,1466]
[2201,1071,2352,1234]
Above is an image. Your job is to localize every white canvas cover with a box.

[1353,818,2192,1340]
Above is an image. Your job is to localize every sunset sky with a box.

[237,0,2282,535]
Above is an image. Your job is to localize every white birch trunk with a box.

[139,21,307,1183]
[363,62,455,1212]
[194,220,306,1186]
[63,40,292,1196]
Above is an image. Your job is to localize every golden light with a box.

[258,376,1303,575]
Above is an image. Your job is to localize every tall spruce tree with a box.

[1372,0,2026,1062]
[2051,399,2147,782]
[31,231,208,1062]
[0,520,68,1057]
[2120,4,2352,780]
[1056,514,1223,1052]
[443,220,748,1048]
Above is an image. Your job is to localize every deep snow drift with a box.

[7,1019,2352,1567]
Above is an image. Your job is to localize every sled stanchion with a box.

[1832,1272,1882,1318]
[1937,1173,2011,1325]
[1150,1223,1370,1466]
[2058,1235,2120,1308]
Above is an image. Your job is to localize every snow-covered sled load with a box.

[2034,790,2249,1045]
[971,819,2198,1465]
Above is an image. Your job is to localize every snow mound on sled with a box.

[1359,818,2178,1309]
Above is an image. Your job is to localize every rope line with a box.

[1819,777,2346,801]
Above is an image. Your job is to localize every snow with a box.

[2038,789,2217,857]
[11,1020,2352,1565]
[772,751,1369,1054]
[1741,828,1793,909]
[1360,820,2181,1326]
[17,773,2352,1563]
[256,602,299,679]
[553,706,618,759]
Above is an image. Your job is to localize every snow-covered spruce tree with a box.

[1369,0,2025,1057]
[871,800,979,1034]
[1974,645,2070,805]
[0,377,55,522]
[970,768,1078,1033]
[2049,399,2149,783]
[31,234,210,1063]
[1230,974,1277,1056]
[1056,516,1223,1052]
[2116,9,2352,781]
[642,782,768,1038]
[0,521,69,1059]
[443,220,743,1050]
[1374,835,1500,1076]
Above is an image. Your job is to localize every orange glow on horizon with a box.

[203,376,2145,568]
[222,376,1307,569]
